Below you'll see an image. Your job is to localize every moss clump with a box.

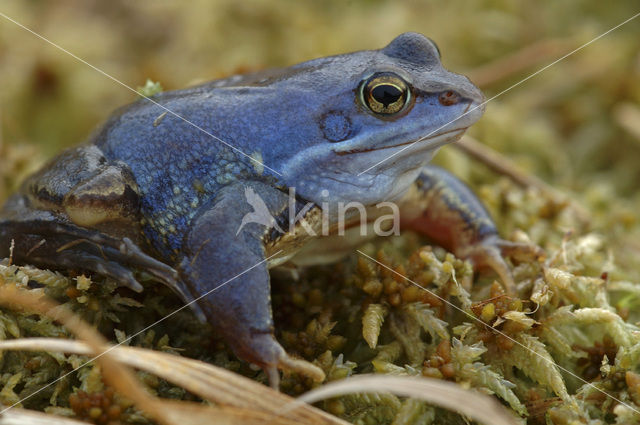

[136,79,164,97]
[1,1,640,424]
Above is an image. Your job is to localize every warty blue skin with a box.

[93,32,483,254]
[0,33,536,386]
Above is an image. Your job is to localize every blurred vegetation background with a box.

[0,1,638,183]
[2,0,639,277]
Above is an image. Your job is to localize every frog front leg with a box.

[177,181,324,388]
[400,166,543,294]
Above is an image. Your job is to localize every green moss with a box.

[136,79,164,97]
[1,1,640,424]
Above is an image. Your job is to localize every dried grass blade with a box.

[0,338,348,425]
[295,375,519,425]
[161,402,304,425]
[0,407,89,425]
[0,285,176,425]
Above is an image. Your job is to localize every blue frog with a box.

[0,33,538,387]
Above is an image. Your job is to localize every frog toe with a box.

[493,238,546,263]
[461,235,544,295]
[83,254,144,292]
[41,249,144,292]
[465,240,516,294]
[245,332,325,388]
[246,332,287,389]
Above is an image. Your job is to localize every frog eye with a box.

[360,73,411,116]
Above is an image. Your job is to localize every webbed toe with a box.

[460,235,545,294]
[242,332,325,389]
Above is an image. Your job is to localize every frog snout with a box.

[463,81,486,107]
[435,82,484,114]
[457,83,486,118]
[446,75,485,109]
[437,88,485,119]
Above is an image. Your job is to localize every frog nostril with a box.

[438,90,460,106]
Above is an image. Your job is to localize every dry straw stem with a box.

[0,337,345,425]
[0,282,346,425]
[0,290,520,425]
[295,375,519,425]
[0,283,174,425]
[0,338,520,425]
[457,135,561,196]
[455,135,590,222]
[0,407,90,425]
[466,38,574,87]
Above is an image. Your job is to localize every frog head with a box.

[274,32,484,208]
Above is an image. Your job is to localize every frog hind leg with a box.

[0,213,139,294]
[0,195,205,319]
[400,166,544,294]
[178,182,325,388]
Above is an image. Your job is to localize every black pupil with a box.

[371,84,403,107]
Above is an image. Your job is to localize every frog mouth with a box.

[334,127,466,156]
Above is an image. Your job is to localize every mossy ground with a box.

[1,1,640,424]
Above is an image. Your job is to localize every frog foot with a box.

[1,208,206,320]
[459,235,545,295]
[248,333,325,389]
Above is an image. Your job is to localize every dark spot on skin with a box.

[319,110,352,143]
